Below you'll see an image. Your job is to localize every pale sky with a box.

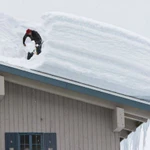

[1,0,150,39]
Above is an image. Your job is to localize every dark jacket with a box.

[23,30,42,45]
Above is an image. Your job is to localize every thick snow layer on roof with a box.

[1,12,150,101]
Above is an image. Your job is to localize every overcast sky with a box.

[1,0,150,39]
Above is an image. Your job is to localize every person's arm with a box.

[23,34,28,46]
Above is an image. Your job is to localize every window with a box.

[20,134,30,150]
[5,133,57,150]
[19,134,43,150]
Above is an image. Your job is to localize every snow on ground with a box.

[1,12,150,149]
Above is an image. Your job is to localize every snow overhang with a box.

[0,63,150,111]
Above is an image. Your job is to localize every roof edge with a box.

[0,63,150,111]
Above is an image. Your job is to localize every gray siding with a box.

[0,81,120,150]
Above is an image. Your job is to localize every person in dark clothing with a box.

[23,29,43,59]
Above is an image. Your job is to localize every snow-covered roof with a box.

[1,12,150,104]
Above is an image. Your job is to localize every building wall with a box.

[0,81,120,150]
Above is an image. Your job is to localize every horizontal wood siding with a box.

[0,81,120,150]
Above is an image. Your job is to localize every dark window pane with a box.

[20,145,24,150]
[32,135,41,144]
[20,135,25,144]
[24,135,29,144]
[36,145,41,150]
[24,147,30,150]
[20,145,30,150]
[32,145,41,150]
[37,135,41,144]
[32,135,36,144]
[32,145,37,150]
[20,135,29,144]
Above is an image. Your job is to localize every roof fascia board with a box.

[0,64,150,111]
[2,71,150,120]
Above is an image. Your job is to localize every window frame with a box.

[18,133,43,150]
[5,132,57,150]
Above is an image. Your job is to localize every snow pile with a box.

[1,11,150,150]
[40,12,150,100]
